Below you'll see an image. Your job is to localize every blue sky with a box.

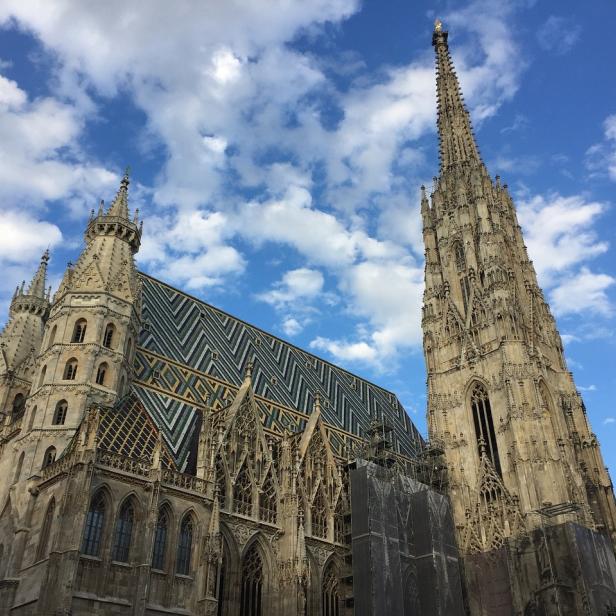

[1,0,615,469]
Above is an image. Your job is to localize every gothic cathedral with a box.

[0,20,615,616]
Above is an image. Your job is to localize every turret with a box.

[0,251,51,429]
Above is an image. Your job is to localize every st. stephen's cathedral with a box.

[1,21,616,616]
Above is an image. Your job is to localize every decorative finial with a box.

[245,359,254,380]
[434,18,443,32]
[122,166,131,186]
[41,249,50,264]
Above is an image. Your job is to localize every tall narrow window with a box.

[96,363,108,386]
[48,325,57,348]
[215,455,227,509]
[258,472,277,523]
[36,498,55,561]
[103,323,115,348]
[470,383,501,475]
[42,446,56,469]
[12,393,25,419]
[38,365,47,388]
[152,508,169,570]
[28,405,37,431]
[176,515,193,575]
[126,338,133,358]
[234,463,253,516]
[82,492,106,557]
[53,400,68,425]
[453,241,466,272]
[72,319,87,343]
[322,561,340,616]
[240,543,264,616]
[460,276,471,313]
[63,359,78,380]
[311,486,327,539]
[112,500,135,562]
[13,452,24,484]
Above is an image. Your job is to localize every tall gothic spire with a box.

[26,249,50,299]
[432,19,483,172]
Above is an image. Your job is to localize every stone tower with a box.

[0,251,50,435]
[0,172,142,506]
[422,17,616,568]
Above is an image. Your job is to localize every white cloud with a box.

[603,417,615,425]
[518,193,614,317]
[0,211,62,261]
[586,114,616,182]
[311,337,378,363]
[257,268,324,308]
[550,268,614,317]
[577,384,597,392]
[281,317,303,337]
[537,16,582,56]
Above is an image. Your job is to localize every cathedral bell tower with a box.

[422,19,616,560]
[20,171,142,471]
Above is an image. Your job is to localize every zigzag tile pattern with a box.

[135,273,424,468]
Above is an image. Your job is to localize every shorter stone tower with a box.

[0,252,50,437]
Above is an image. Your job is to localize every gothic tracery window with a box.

[453,241,466,272]
[240,543,264,616]
[322,561,341,616]
[36,498,55,561]
[152,507,169,570]
[82,492,106,557]
[12,393,25,419]
[234,463,253,517]
[258,471,277,523]
[311,486,328,539]
[470,383,501,475]
[112,499,135,562]
[176,514,194,575]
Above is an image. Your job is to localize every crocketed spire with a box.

[26,249,50,300]
[433,19,483,172]
[107,168,130,218]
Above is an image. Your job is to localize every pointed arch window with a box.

[453,241,466,272]
[12,393,25,419]
[82,492,106,557]
[176,514,194,575]
[311,486,328,539]
[112,500,135,562]
[42,446,56,469]
[48,325,57,348]
[28,405,37,431]
[152,507,169,571]
[63,358,78,381]
[53,400,68,425]
[322,561,341,616]
[240,543,264,616]
[103,323,115,348]
[72,319,87,343]
[234,463,253,516]
[470,383,501,475]
[96,363,108,386]
[38,365,47,388]
[36,498,55,561]
[258,471,277,523]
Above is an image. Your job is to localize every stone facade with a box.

[1,19,615,616]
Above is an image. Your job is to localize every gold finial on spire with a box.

[434,18,443,32]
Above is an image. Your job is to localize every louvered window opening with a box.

[471,384,501,476]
